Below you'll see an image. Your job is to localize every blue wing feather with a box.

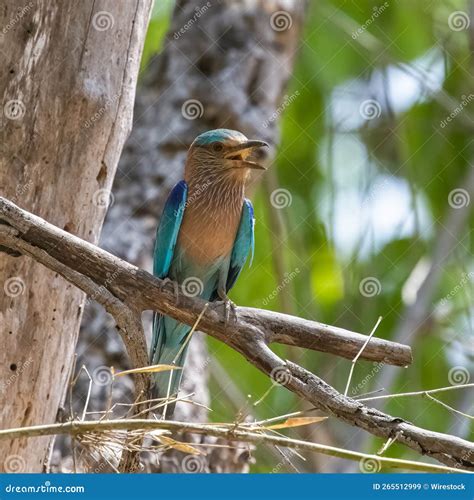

[226,198,254,292]
[153,180,188,278]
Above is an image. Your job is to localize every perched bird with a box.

[151,128,268,403]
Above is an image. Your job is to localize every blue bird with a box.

[151,129,268,403]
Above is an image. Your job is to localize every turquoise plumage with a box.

[150,129,267,404]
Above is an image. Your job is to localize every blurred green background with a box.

[144,0,473,472]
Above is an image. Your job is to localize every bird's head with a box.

[186,129,268,181]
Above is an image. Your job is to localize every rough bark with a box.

[0,0,152,473]
[70,0,307,473]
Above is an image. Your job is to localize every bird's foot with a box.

[217,289,237,329]
[160,277,180,303]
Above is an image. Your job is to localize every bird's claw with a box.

[217,290,237,329]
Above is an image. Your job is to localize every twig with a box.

[358,383,474,402]
[0,419,466,474]
[344,316,383,396]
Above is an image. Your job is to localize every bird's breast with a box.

[176,204,241,266]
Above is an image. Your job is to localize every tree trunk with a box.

[0,0,152,473]
[64,0,306,473]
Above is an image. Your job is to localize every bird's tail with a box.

[150,313,191,404]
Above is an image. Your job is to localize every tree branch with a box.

[0,419,465,474]
[0,197,411,367]
[1,197,473,471]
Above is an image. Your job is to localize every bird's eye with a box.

[212,142,224,153]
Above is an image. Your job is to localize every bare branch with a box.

[0,419,465,474]
[2,197,474,470]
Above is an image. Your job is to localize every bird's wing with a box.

[226,198,255,292]
[153,180,188,278]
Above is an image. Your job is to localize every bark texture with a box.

[0,0,152,472]
[65,0,307,473]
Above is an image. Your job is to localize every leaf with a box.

[266,416,327,430]
[157,436,205,455]
[114,364,182,377]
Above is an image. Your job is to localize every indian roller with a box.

[151,128,268,401]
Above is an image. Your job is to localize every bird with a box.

[150,128,268,406]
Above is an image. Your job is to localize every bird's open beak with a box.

[225,140,269,170]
